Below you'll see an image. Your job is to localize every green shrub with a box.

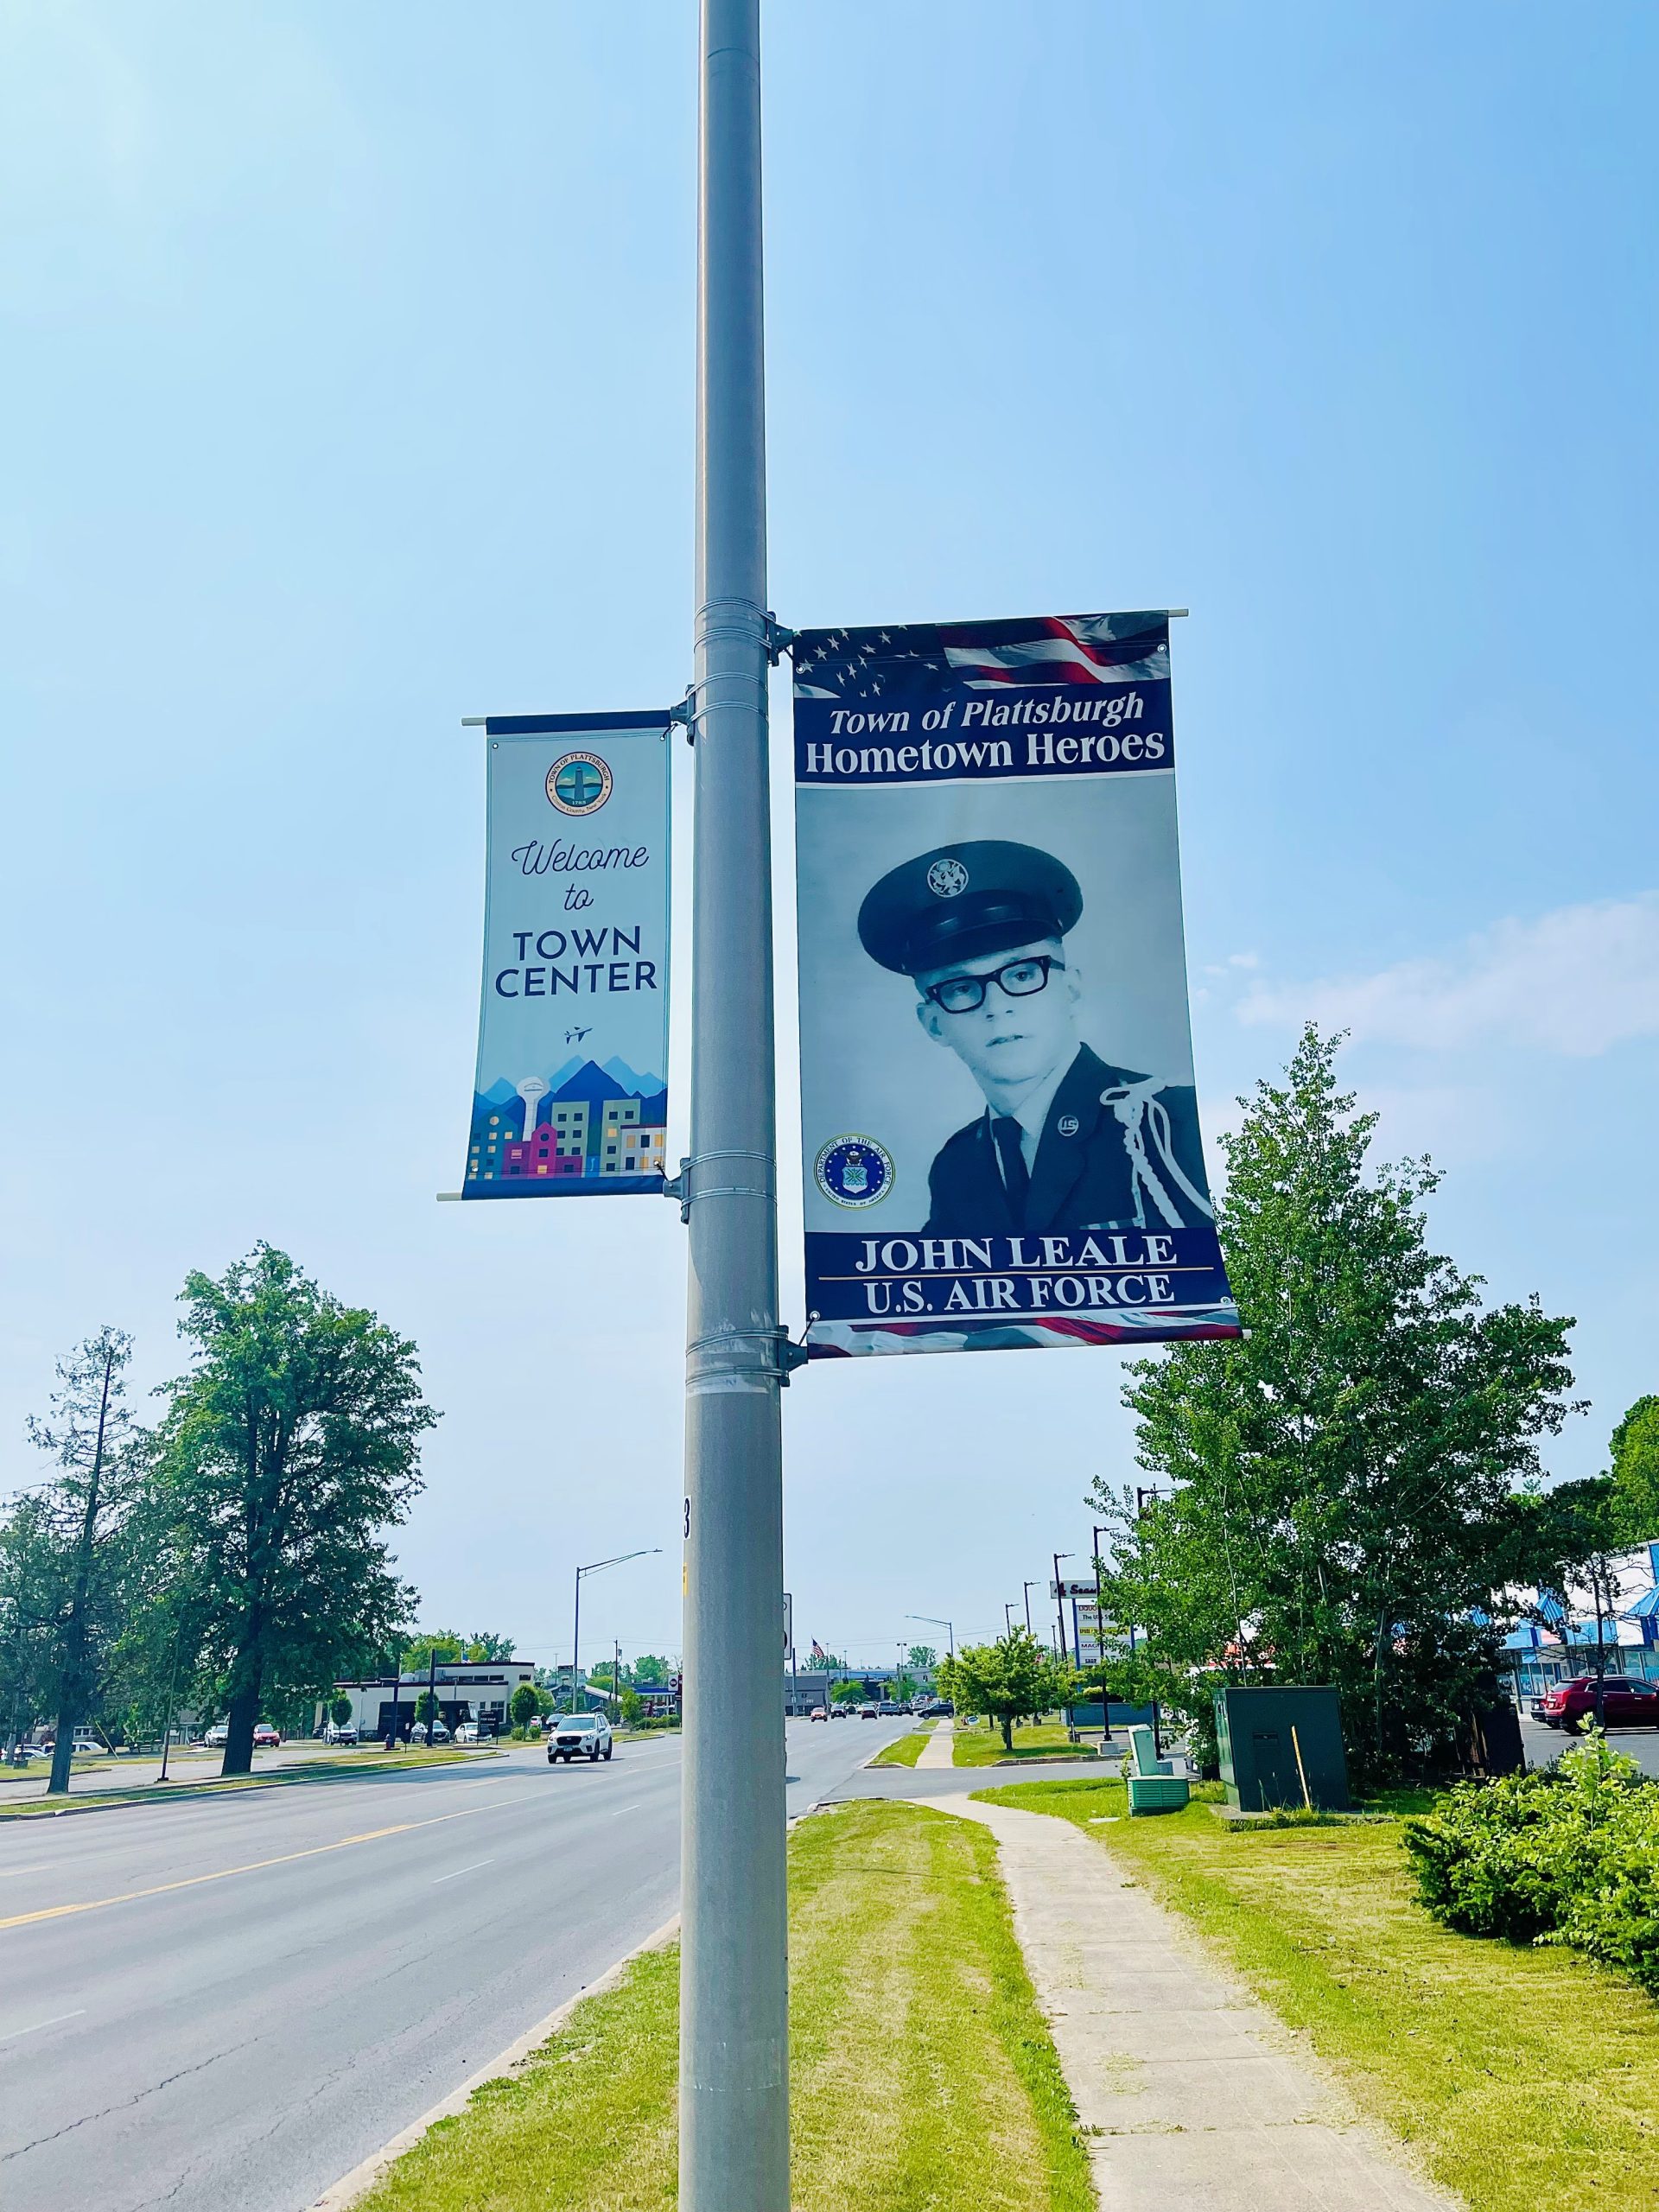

[1404,1737,1657,1973]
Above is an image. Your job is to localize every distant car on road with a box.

[547,1713,613,1764]
[808,1707,828,1722]
[252,1725,282,1748]
[877,1700,904,1717]
[1539,1675,1659,1728]
[202,1722,230,1748]
[858,1703,878,1719]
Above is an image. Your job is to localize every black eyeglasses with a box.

[922,955,1064,1014]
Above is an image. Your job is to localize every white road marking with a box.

[0,1866,49,1879]
[431,1859,495,1885]
[0,2007,86,2043]
[608,1803,644,1817]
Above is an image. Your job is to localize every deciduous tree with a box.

[154,1246,435,1777]
[938,1629,1071,1751]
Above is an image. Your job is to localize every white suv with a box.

[546,1713,613,1764]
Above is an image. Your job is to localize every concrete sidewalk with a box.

[929,1797,1455,2211]
[915,1718,954,1769]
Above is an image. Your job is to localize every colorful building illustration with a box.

[501,1126,584,1180]
[599,1107,668,1177]
[467,1110,514,1181]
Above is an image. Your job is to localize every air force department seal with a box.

[815,1135,894,1210]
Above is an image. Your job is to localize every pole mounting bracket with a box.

[668,684,698,742]
[764,612,798,664]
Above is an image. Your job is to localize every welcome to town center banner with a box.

[461,711,671,1198]
[791,610,1241,1357]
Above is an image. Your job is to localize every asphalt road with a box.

[1520,1709,1659,1777]
[0,1717,926,2212]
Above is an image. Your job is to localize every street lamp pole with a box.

[681,9,788,2209]
[1022,1580,1036,1634]
[574,1549,661,1716]
[907,1613,954,1660]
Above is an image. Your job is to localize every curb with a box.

[0,1751,502,1824]
[308,1912,682,2210]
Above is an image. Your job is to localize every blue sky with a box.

[3,3,1655,1673]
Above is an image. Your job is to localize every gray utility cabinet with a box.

[1214,1686,1350,1812]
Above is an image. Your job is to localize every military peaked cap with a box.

[856,839,1084,976]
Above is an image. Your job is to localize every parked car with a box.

[1539,1675,1659,1728]
[546,1713,613,1764]
[454,1721,480,1744]
[808,1707,828,1723]
[252,1724,282,1748]
[409,1719,450,1745]
[324,1721,359,1745]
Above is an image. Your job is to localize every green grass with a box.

[951,1719,1100,1767]
[0,1745,487,1817]
[869,1731,929,1767]
[355,1800,1094,2212]
[977,1774,1659,2212]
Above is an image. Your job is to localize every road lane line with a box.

[0,1866,49,1879]
[430,1859,494,1885]
[0,2007,86,2043]
[0,1792,547,1936]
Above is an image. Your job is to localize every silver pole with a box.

[681,4,788,2210]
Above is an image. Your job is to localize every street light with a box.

[571,1550,662,1713]
[1003,1603,1015,1634]
[1022,1580,1038,1633]
[906,1613,954,1659]
[1052,1554,1075,1667]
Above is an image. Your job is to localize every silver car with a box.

[546,1713,613,1764]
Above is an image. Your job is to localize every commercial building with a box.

[320,1658,537,1741]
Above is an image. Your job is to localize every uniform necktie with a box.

[993,1116,1030,1228]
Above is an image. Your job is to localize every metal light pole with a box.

[1022,1580,1037,1634]
[574,1549,660,1715]
[907,1613,955,1659]
[1052,1554,1075,1667]
[681,7,789,2209]
[1004,1604,1015,1634]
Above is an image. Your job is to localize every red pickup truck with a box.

[1538,1675,1659,1729]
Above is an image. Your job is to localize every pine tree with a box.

[1090,1028,1580,1784]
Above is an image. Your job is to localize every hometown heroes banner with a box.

[791,610,1241,1357]
[462,712,671,1198]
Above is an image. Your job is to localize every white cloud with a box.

[1236,894,1659,1058]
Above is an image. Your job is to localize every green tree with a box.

[509,1681,539,1732]
[25,1330,148,1795]
[414,1688,438,1732]
[403,1630,465,1671]
[1610,1396,1659,1537]
[632,1653,668,1686]
[154,1246,435,1777]
[906,1643,938,1672]
[938,1629,1071,1751]
[464,1631,517,1662]
[0,1497,62,1762]
[619,1686,644,1728]
[329,1693,353,1728]
[830,1678,866,1706]
[1091,1029,1580,1784]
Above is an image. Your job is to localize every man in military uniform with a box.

[856,839,1216,1237]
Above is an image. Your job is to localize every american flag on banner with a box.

[791,610,1170,703]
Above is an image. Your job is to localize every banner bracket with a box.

[668,685,697,743]
[661,1147,775,1225]
[684,1324,810,1387]
[764,613,798,664]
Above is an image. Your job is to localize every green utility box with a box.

[1125,1720,1189,1815]
[1214,1686,1349,1812]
